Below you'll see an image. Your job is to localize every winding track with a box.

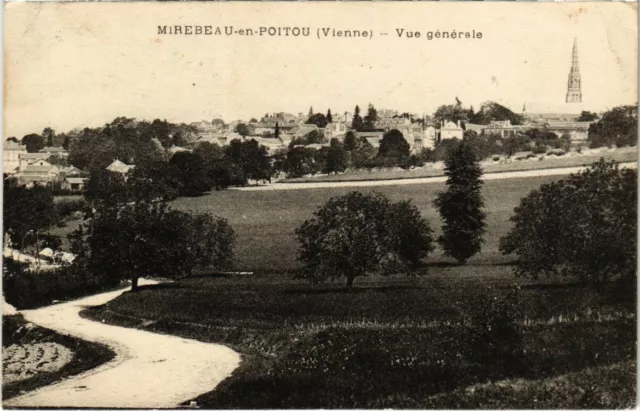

[3,280,241,409]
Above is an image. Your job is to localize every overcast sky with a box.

[4,2,637,138]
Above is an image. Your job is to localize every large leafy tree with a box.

[470,101,524,125]
[84,169,130,207]
[434,142,486,264]
[169,151,213,195]
[3,178,57,247]
[587,105,638,148]
[22,133,44,153]
[224,139,272,183]
[577,111,599,122]
[433,99,472,127]
[499,160,636,285]
[128,161,184,201]
[66,117,171,171]
[306,113,329,128]
[295,192,434,287]
[351,137,376,169]
[378,129,410,160]
[42,128,56,147]
[324,138,347,174]
[75,200,235,291]
[284,146,316,178]
[235,123,251,137]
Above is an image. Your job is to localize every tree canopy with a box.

[499,160,636,285]
[295,191,434,287]
[587,105,638,148]
[378,129,410,160]
[22,134,44,153]
[74,200,235,291]
[306,113,329,128]
[435,142,486,263]
[3,178,57,246]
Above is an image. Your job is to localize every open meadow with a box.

[81,173,636,408]
[168,175,566,271]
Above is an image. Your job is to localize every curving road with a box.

[234,162,638,191]
[4,280,241,409]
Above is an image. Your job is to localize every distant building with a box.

[18,160,62,187]
[61,176,88,192]
[38,147,69,158]
[566,38,582,103]
[545,121,591,142]
[106,160,135,174]
[357,131,385,148]
[60,166,84,177]
[18,152,49,172]
[413,124,437,150]
[324,121,348,141]
[3,140,26,174]
[167,146,192,158]
[439,120,464,140]
[482,120,523,139]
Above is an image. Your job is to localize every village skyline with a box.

[4,2,637,138]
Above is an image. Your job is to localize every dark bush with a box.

[55,199,88,219]
[3,258,122,309]
[467,286,525,371]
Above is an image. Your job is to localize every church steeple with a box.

[566,38,582,103]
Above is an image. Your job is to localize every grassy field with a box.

[82,272,635,408]
[76,170,635,408]
[49,175,590,270]
[168,175,565,271]
[281,147,637,184]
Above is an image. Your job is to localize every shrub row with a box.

[3,258,122,310]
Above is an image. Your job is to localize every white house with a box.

[440,120,464,140]
[106,160,135,174]
[3,140,26,174]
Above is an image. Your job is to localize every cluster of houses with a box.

[3,109,593,190]
[2,142,88,190]
[189,109,592,154]
[2,141,140,191]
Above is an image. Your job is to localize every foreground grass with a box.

[82,271,635,408]
[2,314,115,401]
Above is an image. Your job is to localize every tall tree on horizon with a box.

[308,106,314,118]
[363,104,378,131]
[327,109,333,123]
[275,122,280,139]
[43,127,55,147]
[352,105,364,132]
[434,142,486,264]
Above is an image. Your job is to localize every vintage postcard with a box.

[2,2,637,409]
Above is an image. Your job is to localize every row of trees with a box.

[295,145,635,289]
[278,129,416,178]
[295,142,487,287]
[84,139,272,202]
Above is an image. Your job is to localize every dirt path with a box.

[3,280,241,409]
[234,162,637,191]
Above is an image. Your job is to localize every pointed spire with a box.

[566,38,582,103]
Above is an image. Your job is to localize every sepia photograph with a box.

[2,2,638,408]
